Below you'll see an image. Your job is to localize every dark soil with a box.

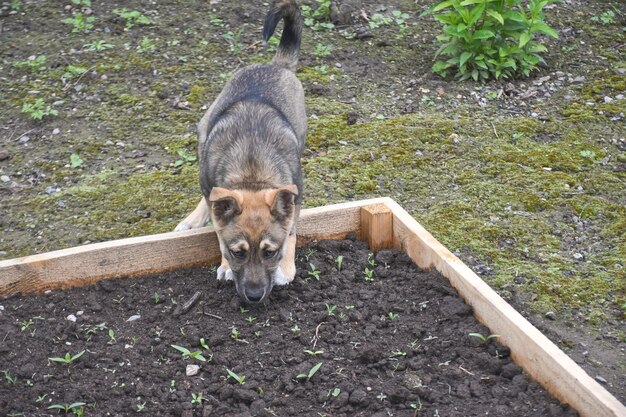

[0,239,578,417]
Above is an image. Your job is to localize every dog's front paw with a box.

[174,222,192,232]
[273,266,294,286]
[217,265,234,281]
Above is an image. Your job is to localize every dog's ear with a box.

[265,185,298,221]
[208,187,243,227]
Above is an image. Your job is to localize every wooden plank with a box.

[0,198,391,298]
[384,198,626,417]
[360,204,393,252]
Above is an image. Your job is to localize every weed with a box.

[367,252,377,267]
[208,13,224,27]
[174,149,197,167]
[313,42,333,58]
[113,8,152,29]
[36,394,48,403]
[222,29,244,54]
[21,98,58,120]
[308,263,321,281]
[426,0,559,80]
[331,387,341,397]
[64,13,95,33]
[13,55,47,72]
[363,267,374,282]
[225,368,246,384]
[304,349,324,356]
[591,10,615,25]
[191,392,204,404]
[296,362,322,381]
[387,311,399,320]
[290,324,301,333]
[70,153,84,169]
[391,350,407,357]
[304,248,316,261]
[48,402,86,415]
[369,13,393,29]
[20,319,34,331]
[170,344,208,362]
[376,392,387,401]
[138,37,156,53]
[3,370,17,384]
[301,0,334,31]
[325,303,337,316]
[107,328,116,344]
[468,332,500,343]
[230,326,240,342]
[392,10,411,36]
[245,316,257,323]
[48,350,85,368]
[239,306,249,314]
[62,65,87,82]
[335,255,344,271]
[10,0,21,11]
[199,338,210,350]
[153,291,160,304]
[136,401,146,412]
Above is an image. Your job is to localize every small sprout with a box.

[410,397,424,410]
[338,311,346,320]
[363,267,374,282]
[239,307,249,314]
[387,312,399,320]
[304,349,324,356]
[335,255,344,271]
[70,153,84,169]
[304,248,316,261]
[36,394,48,403]
[171,344,207,362]
[107,328,117,344]
[84,40,114,52]
[3,370,17,384]
[245,316,257,323]
[48,350,85,367]
[254,331,261,337]
[331,387,341,397]
[47,402,86,414]
[191,392,204,404]
[325,304,337,316]
[345,305,355,311]
[153,291,160,304]
[230,326,240,342]
[225,368,246,385]
[296,362,322,382]
[21,98,58,120]
[376,392,387,401]
[136,401,147,412]
[469,332,500,344]
[290,324,301,333]
[174,148,196,167]
[308,263,321,281]
[199,338,210,350]
[20,319,34,331]
[367,252,377,267]
[391,350,407,357]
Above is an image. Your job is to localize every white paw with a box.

[217,265,234,281]
[174,223,192,232]
[273,266,290,286]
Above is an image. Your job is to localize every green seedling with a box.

[71,0,91,6]
[113,8,152,29]
[313,42,332,57]
[388,312,399,320]
[20,319,34,331]
[153,291,160,304]
[64,13,94,33]
[239,306,249,314]
[84,40,114,52]
[363,267,374,282]
[107,328,116,344]
[13,55,47,72]
[70,153,84,169]
[335,255,344,271]
[290,324,301,333]
[3,370,17,384]
[174,149,196,167]
[48,350,85,367]
[138,37,156,53]
[367,252,376,267]
[36,394,48,403]
[391,350,407,357]
[191,392,204,404]
[21,98,58,120]
[230,326,240,342]
[303,248,316,261]
[296,362,322,381]
[254,331,261,337]
[369,13,392,29]
[245,316,257,323]
[47,402,86,414]
[171,344,207,362]
[225,368,246,384]
[62,65,87,81]
[304,349,324,356]
[331,387,341,397]
[199,338,210,350]
[325,304,337,316]
[469,332,500,343]
[136,401,146,412]
[308,263,321,281]
[222,29,244,54]
[591,10,615,25]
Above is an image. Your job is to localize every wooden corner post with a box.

[360,204,393,252]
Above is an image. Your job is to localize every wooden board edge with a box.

[382,198,626,417]
[0,198,393,297]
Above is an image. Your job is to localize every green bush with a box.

[426,0,559,81]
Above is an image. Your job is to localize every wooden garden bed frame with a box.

[1,197,624,417]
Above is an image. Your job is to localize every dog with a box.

[175,0,305,304]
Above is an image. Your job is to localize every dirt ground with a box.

[0,0,624,411]
[0,239,580,416]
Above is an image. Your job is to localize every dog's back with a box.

[197,0,305,201]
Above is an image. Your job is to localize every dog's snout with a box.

[244,286,265,303]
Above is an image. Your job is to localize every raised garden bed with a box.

[1,198,624,417]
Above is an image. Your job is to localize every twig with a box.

[311,322,325,350]
[490,122,500,139]
[12,128,36,142]
[459,365,474,376]
[202,312,223,320]
[173,291,203,316]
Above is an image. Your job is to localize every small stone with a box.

[126,314,141,322]
[604,96,613,103]
[545,311,556,320]
[52,100,65,106]
[595,375,608,384]
[0,175,9,183]
[572,76,586,83]
[0,149,9,161]
[19,135,29,143]
[616,94,624,100]
[52,128,60,135]
[573,253,584,260]
[531,112,538,118]
[186,364,200,376]
[66,314,77,322]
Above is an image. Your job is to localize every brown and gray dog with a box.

[175,0,305,304]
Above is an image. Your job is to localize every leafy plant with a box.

[48,402,86,415]
[591,10,615,25]
[174,149,197,167]
[304,349,324,356]
[296,362,322,381]
[469,332,500,343]
[21,98,58,120]
[13,55,47,72]
[84,40,114,52]
[230,326,240,342]
[222,29,244,54]
[313,42,333,57]
[367,252,377,267]
[3,370,17,384]
[392,10,411,36]
[138,37,156,53]
[225,368,246,384]
[369,13,393,29]
[113,8,152,29]
[191,392,204,404]
[363,267,374,282]
[308,263,321,281]
[62,65,87,81]
[290,324,301,333]
[64,13,95,33]
[70,153,84,169]
[199,338,210,350]
[48,350,85,367]
[426,0,559,80]
[20,319,34,331]
[301,0,334,31]
[325,303,337,316]
[388,311,399,320]
[171,344,208,362]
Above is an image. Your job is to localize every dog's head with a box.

[208,185,298,303]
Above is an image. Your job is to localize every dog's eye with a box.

[230,249,246,260]
[263,249,276,260]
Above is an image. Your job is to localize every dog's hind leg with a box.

[274,233,296,285]
[174,198,209,231]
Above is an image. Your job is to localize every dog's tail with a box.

[263,0,302,72]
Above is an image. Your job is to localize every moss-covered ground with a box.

[0,0,624,388]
